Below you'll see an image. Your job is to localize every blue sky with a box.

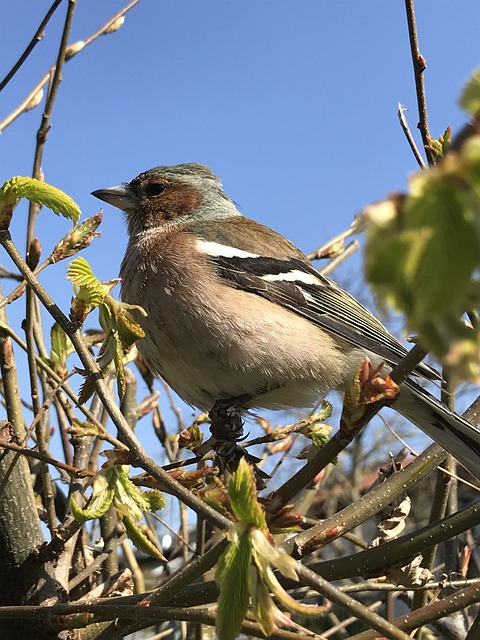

[1,2,480,465]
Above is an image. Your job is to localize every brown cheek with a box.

[159,184,202,220]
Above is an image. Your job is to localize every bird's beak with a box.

[91,185,135,212]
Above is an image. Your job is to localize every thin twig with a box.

[306,217,364,262]
[283,442,445,557]
[0,230,232,530]
[274,343,431,507]
[0,0,140,133]
[404,0,435,166]
[309,497,480,583]
[294,563,411,640]
[397,103,426,168]
[0,0,64,92]
[27,0,78,253]
[349,581,480,640]
[319,239,360,276]
[0,440,95,478]
[67,533,127,591]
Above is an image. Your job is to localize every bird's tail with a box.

[394,379,480,479]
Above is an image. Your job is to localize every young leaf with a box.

[122,515,166,560]
[0,176,81,224]
[459,68,480,116]
[50,322,74,377]
[113,466,165,522]
[70,475,115,523]
[216,531,252,640]
[51,212,103,262]
[67,256,107,307]
[228,458,267,532]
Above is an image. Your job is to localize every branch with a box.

[273,343,430,506]
[404,0,435,165]
[397,103,427,168]
[0,0,64,92]
[0,230,232,531]
[0,0,140,133]
[282,442,445,558]
[349,581,480,639]
[310,498,480,582]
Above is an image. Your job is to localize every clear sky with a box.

[1,2,480,462]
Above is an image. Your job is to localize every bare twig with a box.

[0,0,140,134]
[404,0,435,166]
[0,230,232,530]
[306,217,364,262]
[0,0,64,92]
[294,563,411,640]
[349,581,480,639]
[0,440,95,479]
[319,239,360,276]
[309,498,480,582]
[274,344,431,507]
[397,103,427,168]
[283,442,445,558]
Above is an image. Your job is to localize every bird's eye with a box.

[145,182,166,197]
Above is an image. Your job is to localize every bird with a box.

[92,163,480,477]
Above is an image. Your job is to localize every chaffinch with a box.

[92,163,480,476]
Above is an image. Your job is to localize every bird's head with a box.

[92,163,240,236]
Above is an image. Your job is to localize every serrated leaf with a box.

[1,176,80,224]
[77,376,95,404]
[143,489,166,511]
[67,256,106,306]
[50,322,74,376]
[115,305,145,344]
[459,68,480,116]
[228,458,267,531]
[104,296,146,345]
[115,465,164,514]
[122,515,166,560]
[216,531,251,640]
[114,334,126,400]
[70,476,115,523]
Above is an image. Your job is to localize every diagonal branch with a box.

[0,0,64,92]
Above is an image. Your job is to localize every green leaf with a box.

[0,176,80,224]
[122,515,166,560]
[114,465,165,514]
[143,489,166,512]
[406,171,478,319]
[77,377,96,404]
[70,475,115,523]
[50,322,74,376]
[216,531,252,640]
[228,458,267,531]
[67,256,106,306]
[365,132,480,382]
[112,303,146,345]
[249,565,275,637]
[459,68,480,116]
[114,333,126,401]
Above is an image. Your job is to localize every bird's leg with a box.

[208,394,252,441]
[208,392,271,489]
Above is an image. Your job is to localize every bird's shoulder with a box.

[184,216,308,261]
